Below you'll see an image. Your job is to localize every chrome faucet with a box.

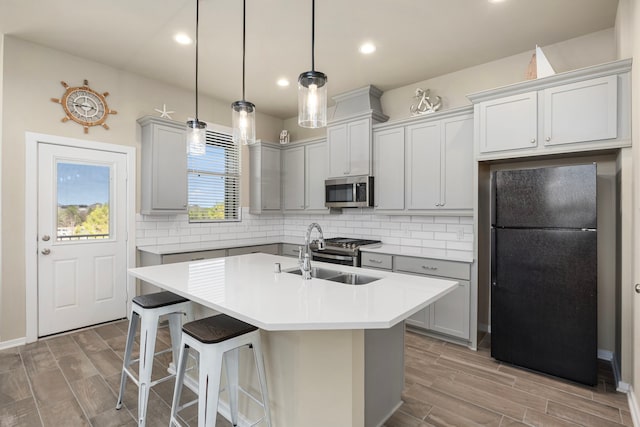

[298,222,325,279]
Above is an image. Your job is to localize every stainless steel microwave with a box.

[325,176,374,208]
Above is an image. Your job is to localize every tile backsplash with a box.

[137,208,473,256]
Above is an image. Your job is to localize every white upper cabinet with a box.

[249,142,281,214]
[327,117,372,178]
[373,127,405,210]
[470,59,631,161]
[477,92,538,154]
[282,145,306,211]
[542,75,617,146]
[139,116,188,214]
[372,107,474,215]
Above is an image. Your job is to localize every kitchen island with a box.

[128,253,458,427]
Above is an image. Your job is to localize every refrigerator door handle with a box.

[491,228,497,287]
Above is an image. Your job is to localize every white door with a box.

[37,143,128,336]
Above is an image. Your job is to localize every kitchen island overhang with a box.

[128,253,458,427]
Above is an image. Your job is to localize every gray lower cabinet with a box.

[395,255,471,341]
[227,244,279,256]
[363,252,473,343]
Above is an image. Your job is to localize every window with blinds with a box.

[188,129,241,222]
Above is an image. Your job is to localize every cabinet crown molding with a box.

[467,58,632,104]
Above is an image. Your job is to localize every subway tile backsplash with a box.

[136,208,474,257]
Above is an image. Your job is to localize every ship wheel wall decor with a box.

[51,80,117,133]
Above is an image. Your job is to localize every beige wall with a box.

[0,36,283,341]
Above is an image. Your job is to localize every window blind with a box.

[188,129,241,222]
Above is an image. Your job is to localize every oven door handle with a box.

[311,251,354,262]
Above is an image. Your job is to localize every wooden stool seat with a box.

[132,291,188,309]
[182,314,258,344]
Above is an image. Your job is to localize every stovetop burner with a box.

[311,237,382,251]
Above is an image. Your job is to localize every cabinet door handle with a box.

[530,138,536,144]
[191,257,205,261]
[368,259,383,264]
[635,283,640,294]
[546,137,551,142]
[422,265,438,271]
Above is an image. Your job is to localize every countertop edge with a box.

[360,245,474,263]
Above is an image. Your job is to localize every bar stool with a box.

[170,314,272,427]
[115,291,192,426]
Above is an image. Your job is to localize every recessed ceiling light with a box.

[359,42,376,55]
[488,0,507,3]
[174,33,193,45]
[277,78,290,87]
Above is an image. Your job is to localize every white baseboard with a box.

[0,337,26,350]
[628,385,640,427]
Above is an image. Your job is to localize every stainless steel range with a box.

[309,237,382,267]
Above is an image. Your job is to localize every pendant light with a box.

[231,0,256,145]
[186,0,207,155]
[298,0,327,128]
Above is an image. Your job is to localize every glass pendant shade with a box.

[186,119,207,155]
[231,100,256,145]
[298,70,328,128]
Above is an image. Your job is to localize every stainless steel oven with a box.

[309,237,381,267]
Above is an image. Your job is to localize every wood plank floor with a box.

[0,321,632,426]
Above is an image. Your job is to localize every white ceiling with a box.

[0,0,619,119]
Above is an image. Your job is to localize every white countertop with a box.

[137,238,293,255]
[360,244,474,263]
[128,253,458,331]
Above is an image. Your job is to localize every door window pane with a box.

[57,162,110,240]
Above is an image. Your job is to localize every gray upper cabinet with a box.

[249,142,281,214]
[373,107,474,215]
[282,145,305,211]
[282,139,328,213]
[139,116,188,215]
[305,141,328,210]
[373,127,405,210]
[406,121,441,210]
[327,117,371,178]
[542,75,617,146]
[442,115,474,210]
[477,91,538,154]
[470,59,631,161]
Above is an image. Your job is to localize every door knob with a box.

[41,248,51,255]
[635,283,640,294]
[42,235,50,241]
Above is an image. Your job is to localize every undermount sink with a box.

[284,267,380,285]
[284,266,343,280]
[326,273,380,285]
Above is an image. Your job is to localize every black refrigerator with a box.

[491,164,598,385]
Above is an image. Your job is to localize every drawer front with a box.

[394,256,469,280]
[281,243,301,258]
[162,249,226,264]
[361,253,393,270]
